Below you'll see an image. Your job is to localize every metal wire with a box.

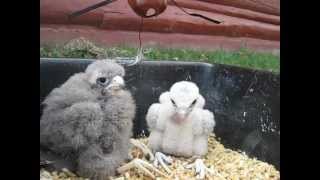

[127,17,144,66]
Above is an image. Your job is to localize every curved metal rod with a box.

[112,47,143,67]
[123,16,144,67]
[68,0,118,19]
[128,47,144,66]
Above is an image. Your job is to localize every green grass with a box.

[40,45,280,73]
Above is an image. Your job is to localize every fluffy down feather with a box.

[40,60,136,180]
[146,81,215,157]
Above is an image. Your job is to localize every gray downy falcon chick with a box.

[40,60,136,180]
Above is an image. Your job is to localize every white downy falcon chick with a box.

[146,81,215,179]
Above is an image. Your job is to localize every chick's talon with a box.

[195,159,206,179]
[185,159,213,180]
[154,152,172,174]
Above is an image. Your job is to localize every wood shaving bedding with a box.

[40,134,280,180]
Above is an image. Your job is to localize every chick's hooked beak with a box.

[102,76,125,95]
[176,108,189,117]
[172,107,191,124]
[108,76,125,89]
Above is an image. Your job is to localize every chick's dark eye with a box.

[171,99,176,106]
[191,99,197,106]
[97,77,107,85]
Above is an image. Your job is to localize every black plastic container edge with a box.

[40,58,280,170]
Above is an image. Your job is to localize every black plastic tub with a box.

[40,58,280,170]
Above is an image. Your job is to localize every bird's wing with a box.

[43,75,95,110]
[43,101,104,151]
[192,109,215,135]
[201,109,216,135]
[146,103,163,130]
[195,95,205,109]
